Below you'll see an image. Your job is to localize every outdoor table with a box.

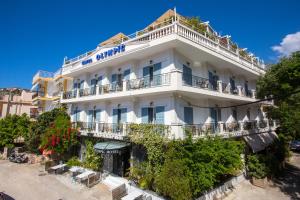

[69,166,85,177]
[48,164,67,174]
[76,170,98,187]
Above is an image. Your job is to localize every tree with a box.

[25,107,70,153]
[257,51,300,140]
[0,114,31,148]
[40,115,78,159]
[82,140,103,171]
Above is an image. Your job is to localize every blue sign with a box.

[82,44,126,65]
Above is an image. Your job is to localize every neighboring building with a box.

[34,9,276,176]
[0,88,38,118]
[31,69,71,113]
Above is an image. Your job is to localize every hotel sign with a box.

[82,44,126,65]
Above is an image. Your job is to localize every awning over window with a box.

[244,131,277,153]
[94,141,130,154]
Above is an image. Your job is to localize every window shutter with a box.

[183,65,192,86]
[98,76,103,85]
[141,107,149,123]
[184,107,193,124]
[123,69,130,80]
[95,109,101,122]
[87,110,93,122]
[155,106,165,124]
[112,109,118,124]
[111,74,117,83]
[153,63,161,75]
[76,110,81,122]
[121,108,127,123]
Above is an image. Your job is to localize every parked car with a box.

[290,140,300,151]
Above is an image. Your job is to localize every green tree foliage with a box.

[25,108,70,153]
[128,124,169,189]
[246,154,269,179]
[0,114,31,148]
[128,125,244,199]
[257,51,300,140]
[82,140,103,171]
[162,137,244,198]
[155,159,192,200]
[40,115,78,157]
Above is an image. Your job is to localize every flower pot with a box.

[251,177,267,188]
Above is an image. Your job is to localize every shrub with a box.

[155,159,192,200]
[40,115,78,158]
[66,156,82,167]
[246,154,269,179]
[82,140,102,171]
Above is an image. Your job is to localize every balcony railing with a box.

[99,83,123,94]
[70,119,276,140]
[63,19,265,73]
[33,70,54,83]
[127,73,171,90]
[62,72,257,100]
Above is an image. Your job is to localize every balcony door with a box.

[183,65,192,86]
[230,77,236,93]
[141,106,165,124]
[184,107,193,124]
[208,71,218,90]
[143,62,162,87]
[112,108,127,132]
[210,107,221,132]
[111,74,123,91]
[90,79,98,95]
[87,109,101,129]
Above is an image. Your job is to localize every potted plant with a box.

[247,154,269,188]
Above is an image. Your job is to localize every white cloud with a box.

[272,31,300,56]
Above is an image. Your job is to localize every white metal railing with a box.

[32,70,54,83]
[54,68,62,78]
[63,19,265,73]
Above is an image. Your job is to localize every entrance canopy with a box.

[94,141,130,154]
[244,131,277,153]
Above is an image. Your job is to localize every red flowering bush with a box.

[40,115,78,155]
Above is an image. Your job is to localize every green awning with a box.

[94,141,130,154]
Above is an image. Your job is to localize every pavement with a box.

[0,161,111,200]
[225,152,300,200]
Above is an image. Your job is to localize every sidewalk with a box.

[225,152,300,200]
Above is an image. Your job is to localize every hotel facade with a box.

[32,9,276,176]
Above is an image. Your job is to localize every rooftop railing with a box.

[63,19,265,73]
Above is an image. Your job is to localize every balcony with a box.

[61,71,256,101]
[32,70,54,84]
[71,119,277,140]
[63,19,265,74]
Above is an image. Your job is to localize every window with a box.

[141,106,165,124]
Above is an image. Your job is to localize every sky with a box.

[0,0,300,89]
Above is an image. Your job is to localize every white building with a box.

[35,9,276,176]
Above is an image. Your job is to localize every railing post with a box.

[123,80,127,92]
[251,89,256,99]
[96,85,99,95]
[95,123,99,135]
[60,91,63,100]
[239,121,244,131]
[218,121,224,134]
[76,89,80,98]
[217,80,223,93]
[237,86,242,96]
